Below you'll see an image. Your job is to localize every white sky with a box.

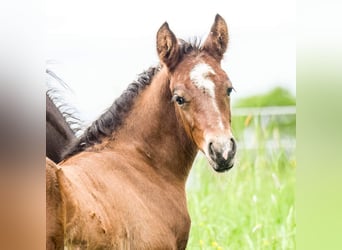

[47,0,295,121]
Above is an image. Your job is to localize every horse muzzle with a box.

[207,136,237,172]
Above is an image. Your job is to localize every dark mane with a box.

[178,38,202,58]
[46,69,84,137]
[63,66,161,158]
[63,39,200,159]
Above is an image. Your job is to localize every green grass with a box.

[185,87,296,249]
[232,87,296,108]
[186,118,296,249]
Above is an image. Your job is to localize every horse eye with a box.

[175,96,185,105]
[227,87,234,96]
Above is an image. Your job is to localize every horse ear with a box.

[156,22,180,70]
[203,14,229,62]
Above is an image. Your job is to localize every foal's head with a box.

[156,14,236,172]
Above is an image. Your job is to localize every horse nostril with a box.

[208,142,215,159]
[230,138,237,155]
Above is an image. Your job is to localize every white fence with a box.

[232,106,296,151]
[232,106,296,116]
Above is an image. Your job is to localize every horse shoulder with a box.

[54,154,191,249]
[55,157,124,247]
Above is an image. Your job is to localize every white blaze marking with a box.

[190,63,224,130]
[190,63,216,97]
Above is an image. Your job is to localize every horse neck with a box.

[111,69,197,182]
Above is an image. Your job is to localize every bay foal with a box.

[47,14,236,249]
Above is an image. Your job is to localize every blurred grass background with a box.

[186,87,296,249]
[296,0,342,247]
